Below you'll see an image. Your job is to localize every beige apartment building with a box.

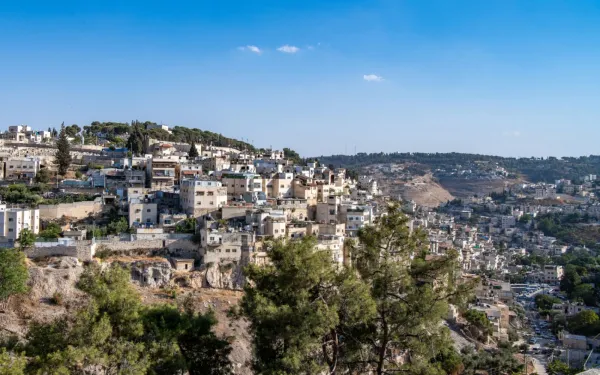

[148,158,178,190]
[200,227,255,264]
[543,265,564,283]
[129,202,158,228]
[264,217,286,239]
[263,173,294,198]
[221,172,263,198]
[3,157,40,180]
[180,179,227,216]
[316,195,342,224]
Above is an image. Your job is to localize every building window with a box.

[210,201,214,205]
[198,192,205,196]
[8,218,13,222]
[207,192,214,196]
[8,229,13,232]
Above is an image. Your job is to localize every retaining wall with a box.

[25,242,96,261]
[39,200,103,220]
[96,238,198,252]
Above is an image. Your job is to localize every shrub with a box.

[50,292,63,306]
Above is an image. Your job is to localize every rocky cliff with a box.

[204,260,246,290]
[128,259,172,287]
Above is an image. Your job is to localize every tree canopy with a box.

[188,140,199,158]
[239,203,473,375]
[0,248,29,300]
[23,264,232,374]
[240,236,375,374]
[55,123,72,176]
[534,294,562,310]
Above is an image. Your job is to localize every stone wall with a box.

[39,199,103,220]
[97,239,165,251]
[221,206,249,220]
[96,238,199,255]
[25,242,96,261]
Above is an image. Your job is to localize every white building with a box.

[264,217,286,239]
[180,164,204,183]
[316,234,345,265]
[221,172,263,198]
[543,265,564,283]
[180,179,227,215]
[28,131,51,143]
[0,205,40,241]
[200,228,255,264]
[4,157,40,180]
[146,123,171,134]
[8,125,32,134]
[345,206,372,235]
[129,202,158,228]
[500,215,516,229]
[358,176,378,195]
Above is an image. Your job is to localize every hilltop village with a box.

[3,122,600,374]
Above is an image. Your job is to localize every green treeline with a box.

[318,152,600,182]
[79,120,257,152]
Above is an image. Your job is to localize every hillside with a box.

[78,120,257,151]
[0,256,252,374]
[377,172,454,207]
[319,152,600,183]
[438,177,513,198]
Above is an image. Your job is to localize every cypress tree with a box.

[188,140,199,158]
[55,123,72,176]
[126,125,144,156]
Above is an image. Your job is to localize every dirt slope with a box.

[383,174,454,207]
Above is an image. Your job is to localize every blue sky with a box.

[1,0,599,157]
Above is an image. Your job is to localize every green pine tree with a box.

[0,248,29,300]
[25,264,232,374]
[55,123,72,176]
[126,124,144,156]
[188,140,199,158]
[352,203,474,374]
[239,236,376,374]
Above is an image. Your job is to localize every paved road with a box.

[530,356,548,375]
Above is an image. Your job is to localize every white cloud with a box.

[502,130,521,138]
[277,45,300,54]
[363,74,383,82]
[238,45,262,54]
